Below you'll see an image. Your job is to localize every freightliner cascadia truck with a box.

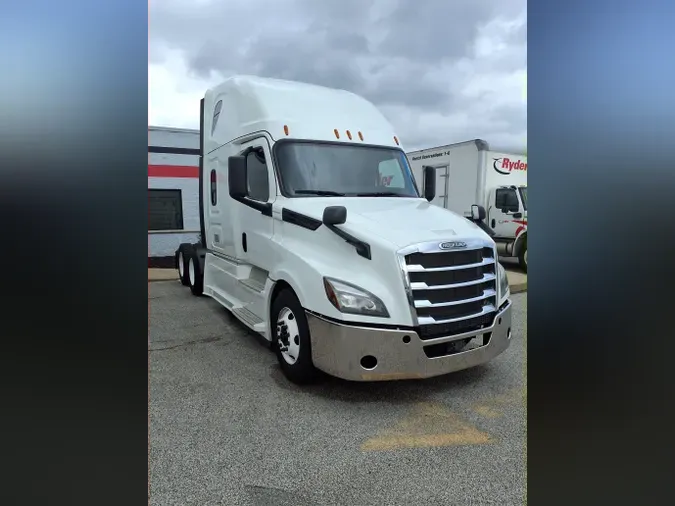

[408,141,528,271]
[174,75,512,384]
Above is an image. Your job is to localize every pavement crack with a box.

[149,335,228,352]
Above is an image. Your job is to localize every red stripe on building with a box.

[148,165,199,178]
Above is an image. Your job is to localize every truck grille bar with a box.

[397,240,498,340]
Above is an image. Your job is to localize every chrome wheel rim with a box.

[178,252,184,277]
[188,258,195,286]
[277,307,300,365]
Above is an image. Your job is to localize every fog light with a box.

[360,355,378,370]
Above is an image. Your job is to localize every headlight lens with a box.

[498,263,510,302]
[323,277,390,317]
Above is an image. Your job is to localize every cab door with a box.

[489,187,522,239]
[236,137,277,273]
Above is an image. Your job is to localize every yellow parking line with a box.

[361,402,492,451]
[473,405,503,419]
[471,386,525,419]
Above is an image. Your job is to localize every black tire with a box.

[176,245,193,286]
[518,241,527,273]
[187,251,204,296]
[271,288,319,384]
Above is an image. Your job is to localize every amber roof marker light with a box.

[334,129,340,139]
[358,131,364,141]
[283,124,289,136]
[394,136,399,145]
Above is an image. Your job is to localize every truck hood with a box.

[282,197,492,249]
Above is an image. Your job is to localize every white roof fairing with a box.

[203,75,401,153]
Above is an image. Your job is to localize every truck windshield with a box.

[519,186,527,210]
[275,141,420,198]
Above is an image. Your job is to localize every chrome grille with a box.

[398,240,498,339]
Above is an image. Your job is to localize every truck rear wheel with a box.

[187,251,204,296]
[518,241,528,272]
[176,245,192,286]
[271,289,319,384]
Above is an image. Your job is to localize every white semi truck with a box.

[408,141,528,271]
[175,76,512,384]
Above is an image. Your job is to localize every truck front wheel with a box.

[271,289,319,384]
[518,241,528,272]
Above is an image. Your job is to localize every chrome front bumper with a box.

[308,301,512,382]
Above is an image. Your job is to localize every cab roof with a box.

[203,75,401,153]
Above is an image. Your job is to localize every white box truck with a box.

[175,76,513,384]
[408,141,528,271]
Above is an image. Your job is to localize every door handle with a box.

[491,219,496,228]
[513,212,522,219]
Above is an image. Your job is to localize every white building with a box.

[148,126,200,265]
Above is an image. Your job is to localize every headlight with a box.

[498,263,510,303]
[323,277,390,317]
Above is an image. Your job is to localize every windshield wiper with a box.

[294,189,346,196]
[355,191,406,197]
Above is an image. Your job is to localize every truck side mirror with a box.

[322,206,347,225]
[471,204,486,222]
[228,155,248,199]
[423,166,436,202]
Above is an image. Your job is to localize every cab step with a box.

[239,277,266,293]
[232,306,265,331]
[238,266,268,293]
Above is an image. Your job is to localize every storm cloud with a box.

[149,0,527,152]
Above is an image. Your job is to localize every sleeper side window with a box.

[246,148,270,202]
[210,169,217,206]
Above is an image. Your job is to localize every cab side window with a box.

[246,148,270,202]
[495,189,519,212]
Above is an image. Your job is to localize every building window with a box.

[149,189,184,230]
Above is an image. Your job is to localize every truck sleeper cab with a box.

[175,76,512,384]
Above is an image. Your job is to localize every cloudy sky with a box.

[149,0,526,152]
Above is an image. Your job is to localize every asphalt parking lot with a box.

[149,282,527,506]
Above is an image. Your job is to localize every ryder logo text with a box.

[493,157,527,176]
